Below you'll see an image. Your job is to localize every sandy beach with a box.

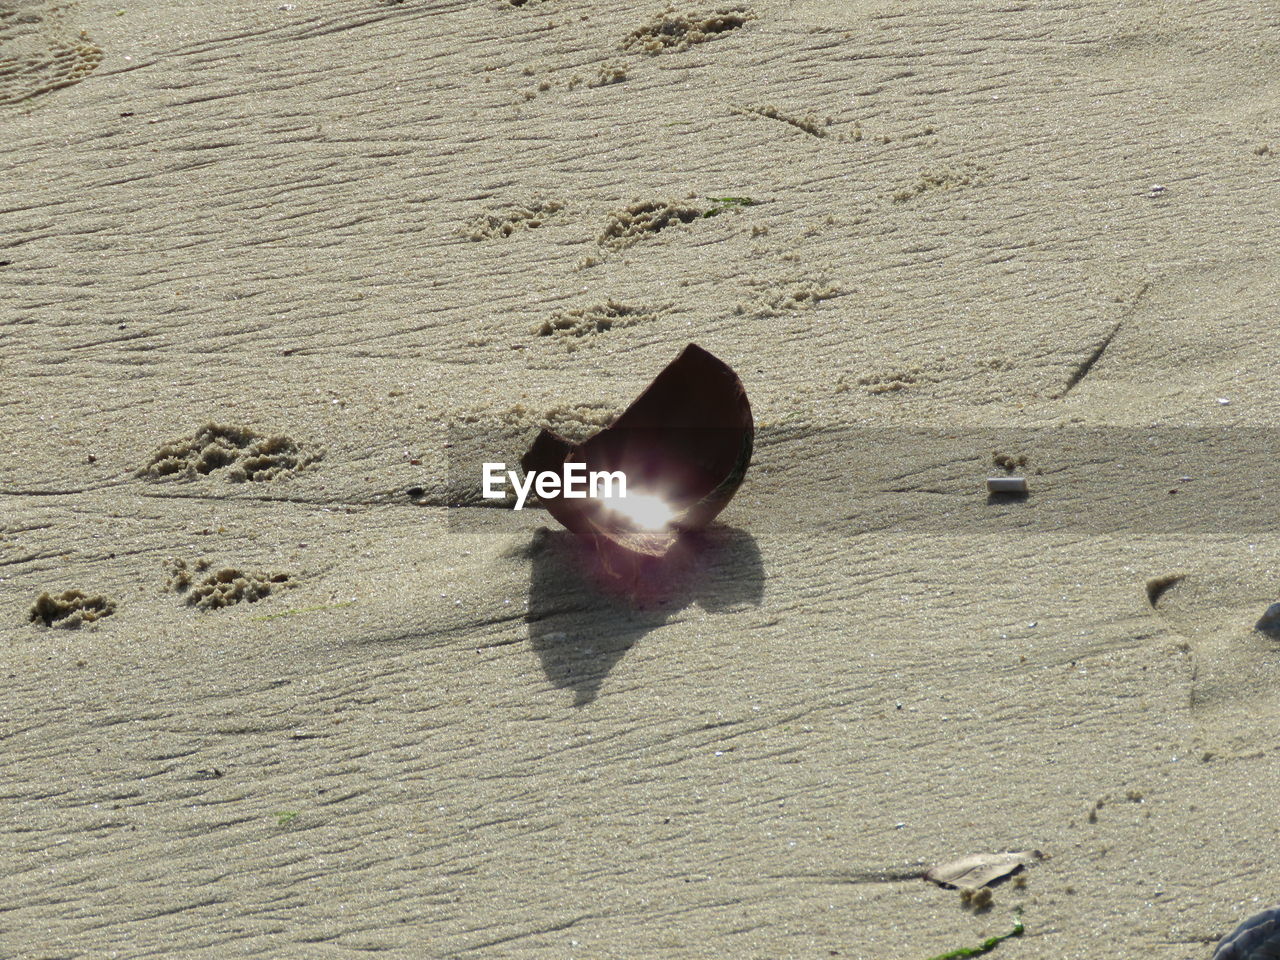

[3,0,1280,956]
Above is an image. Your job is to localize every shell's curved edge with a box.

[1213,905,1280,960]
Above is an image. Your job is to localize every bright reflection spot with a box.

[598,491,675,531]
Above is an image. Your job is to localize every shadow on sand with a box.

[523,525,764,706]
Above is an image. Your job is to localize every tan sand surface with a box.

[3,0,1279,956]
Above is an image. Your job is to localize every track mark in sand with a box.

[463,197,565,241]
[1145,573,1186,607]
[28,588,115,627]
[735,275,842,318]
[622,4,756,54]
[1058,321,1122,397]
[583,195,756,262]
[891,161,987,203]
[843,366,939,396]
[459,402,618,444]
[732,108,933,146]
[1055,281,1149,398]
[165,558,294,611]
[596,199,703,251]
[534,300,657,338]
[735,103,831,139]
[0,1,102,106]
[771,866,927,885]
[137,423,323,483]
[837,357,1011,397]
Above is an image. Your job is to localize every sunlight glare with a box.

[599,491,675,531]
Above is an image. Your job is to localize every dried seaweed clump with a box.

[598,200,702,250]
[465,197,565,241]
[535,300,653,337]
[180,567,294,611]
[138,423,321,482]
[29,590,115,628]
[623,5,756,54]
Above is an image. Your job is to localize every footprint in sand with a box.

[28,589,115,628]
[0,1,102,106]
[1148,572,1280,758]
[165,558,295,611]
[892,161,988,203]
[621,5,756,55]
[596,199,704,251]
[463,197,565,241]
[137,423,322,483]
[533,299,658,339]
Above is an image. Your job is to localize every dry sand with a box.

[3,0,1280,956]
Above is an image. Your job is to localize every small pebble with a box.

[406,486,424,499]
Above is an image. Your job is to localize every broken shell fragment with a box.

[520,343,753,558]
[924,850,1044,890]
[1213,904,1280,960]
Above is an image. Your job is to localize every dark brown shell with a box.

[520,343,753,557]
